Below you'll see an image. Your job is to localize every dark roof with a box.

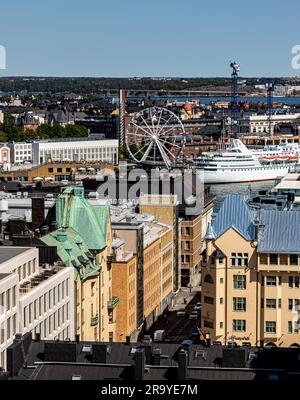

[0,273,10,281]
[8,338,300,381]
[0,247,32,264]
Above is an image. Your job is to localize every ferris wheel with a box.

[125,107,186,169]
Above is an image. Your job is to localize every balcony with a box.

[91,314,99,326]
[107,296,119,309]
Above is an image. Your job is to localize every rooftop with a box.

[7,335,300,381]
[0,247,32,265]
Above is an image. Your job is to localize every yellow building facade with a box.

[201,195,300,348]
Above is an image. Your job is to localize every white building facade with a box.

[32,138,119,165]
[0,247,75,371]
[243,113,300,135]
[9,142,33,164]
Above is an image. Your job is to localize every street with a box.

[145,286,202,342]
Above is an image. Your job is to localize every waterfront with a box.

[209,180,275,212]
[152,96,300,105]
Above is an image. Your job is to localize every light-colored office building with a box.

[0,247,75,371]
[201,195,300,348]
[242,113,300,134]
[31,138,118,165]
[9,142,33,164]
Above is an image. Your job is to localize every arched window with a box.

[204,274,214,284]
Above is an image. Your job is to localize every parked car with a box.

[189,311,199,320]
[194,303,202,311]
[154,330,166,342]
[176,310,187,318]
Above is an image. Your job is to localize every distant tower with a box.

[267,80,275,136]
[118,89,126,146]
[230,62,240,138]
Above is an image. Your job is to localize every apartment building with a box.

[0,247,74,371]
[111,238,137,342]
[101,200,174,339]
[140,189,213,288]
[139,194,179,291]
[201,194,300,347]
[180,188,213,288]
[241,113,300,135]
[40,186,116,342]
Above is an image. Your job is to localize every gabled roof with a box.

[258,210,300,254]
[212,195,254,241]
[40,227,101,281]
[55,186,109,250]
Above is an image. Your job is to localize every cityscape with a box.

[1,0,300,393]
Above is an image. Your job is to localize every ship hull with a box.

[202,165,293,184]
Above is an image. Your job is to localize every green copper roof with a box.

[55,186,109,251]
[40,227,101,282]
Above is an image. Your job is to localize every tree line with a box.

[0,112,88,142]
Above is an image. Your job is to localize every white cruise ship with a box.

[196,139,300,184]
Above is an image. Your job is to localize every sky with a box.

[0,0,299,77]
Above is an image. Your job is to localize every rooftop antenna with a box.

[230,61,240,138]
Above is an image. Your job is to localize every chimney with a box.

[32,198,45,230]
[178,349,188,380]
[152,347,161,366]
[206,333,211,348]
[141,342,152,364]
[135,349,145,380]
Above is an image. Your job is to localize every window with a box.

[57,168,62,173]
[91,282,96,296]
[233,297,246,312]
[195,349,206,359]
[220,278,224,284]
[12,286,16,308]
[220,298,224,304]
[290,255,298,266]
[204,274,214,284]
[6,289,11,311]
[220,322,224,329]
[231,253,248,268]
[266,299,277,309]
[233,319,246,332]
[260,254,268,264]
[204,320,214,329]
[233,275,246,289]
[204,296,214,305]
[288,321,298,333]
[265,321,276,333]
[266,276,276,286]
[278,299,282,309]
[289,276,300,288]
[270,254,278,265]
[184,241,190,250]
[289,299,293,311]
